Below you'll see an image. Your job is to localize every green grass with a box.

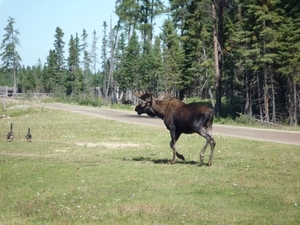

[0,103,299,224]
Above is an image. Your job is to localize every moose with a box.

[134,91,216,166]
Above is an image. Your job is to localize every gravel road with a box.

[42,102,300,146]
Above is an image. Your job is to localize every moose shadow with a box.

[131,156,199,165]
[121,114,158,119]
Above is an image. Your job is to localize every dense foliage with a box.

[0,0,300,125]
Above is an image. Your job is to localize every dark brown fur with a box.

[135,92,216,166]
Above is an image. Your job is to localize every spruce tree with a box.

[0,17,22,95]
[66,34,82,96]
[161,18,184,94]
[150,35,164,91]
[277,0,300,126]
[101,22,109,96]
[114,32,127,90]
[53,27,65,71]
[81,29,91,94]
[42,50,57,92]
[21,66,36,92]
[115,0,139,40]
[123,30,141,89]
[91,30,99,74]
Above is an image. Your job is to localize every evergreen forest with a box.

[0,0,300,126]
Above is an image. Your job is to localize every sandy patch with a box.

[74,142,140,149]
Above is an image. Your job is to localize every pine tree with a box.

[20,66,36,92]
[277,0,300,126]
[67,35,80,68]
[150,35,164,91]
[161,18,184,94]
[114,32,127,90]
[0,17,22,95]
[101,22,109,97]
[33,59,44,92]
[115,0,140,40]
[91,30,99,74]
[123,30,141,89]
[222,1,244,117]
[53,27,65,71]
[239,0,282,122]
[139,40,154,89]
[138,0,165,44]
[42,50,57,92]
[51,27,67,95]
[66,34,82,96]
[81,29,91,94]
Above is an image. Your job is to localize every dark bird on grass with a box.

[7,123,14,142]
[25,128,32,142]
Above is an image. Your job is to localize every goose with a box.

[25,128,32,142]
[7,123,14,142]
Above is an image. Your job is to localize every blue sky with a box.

[0,0,119,66]
[0,0,167,67]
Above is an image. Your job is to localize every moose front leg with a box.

[170,139,176,164]
[169,131,184,164]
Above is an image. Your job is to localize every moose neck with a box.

[152,99,171,119]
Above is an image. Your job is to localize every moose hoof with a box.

[177,154,185,161]
[176,152,185,161]
[206,162,212,166]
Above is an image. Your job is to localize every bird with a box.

[7,123,14,142]
[25,128,32,142]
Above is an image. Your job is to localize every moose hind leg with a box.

[199,127,212,165]
[200,140,210,165]
[207,137,216,166]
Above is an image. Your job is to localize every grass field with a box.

[0,102,299,224]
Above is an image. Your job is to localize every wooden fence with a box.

[0,86,13,97]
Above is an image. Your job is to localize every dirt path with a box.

[41,102,300,146]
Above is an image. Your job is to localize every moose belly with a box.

[170,121,197,134]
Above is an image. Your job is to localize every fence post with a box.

[4,86,7,110]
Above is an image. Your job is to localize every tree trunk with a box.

[290,79,298,126]
[264,69,269,123]
[229,60,234,117]
[294,81,298,126]
[105,16,120,103]
[257,73,263,121]
[13,69,17,95]
[212,1,221,116]
[271,74,276,123]
[262,20,269,123]
[244,71,252,115]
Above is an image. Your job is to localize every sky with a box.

[0,0,138,67]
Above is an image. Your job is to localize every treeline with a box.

[0,0,300,126]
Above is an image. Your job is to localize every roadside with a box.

[37,102,300,146]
